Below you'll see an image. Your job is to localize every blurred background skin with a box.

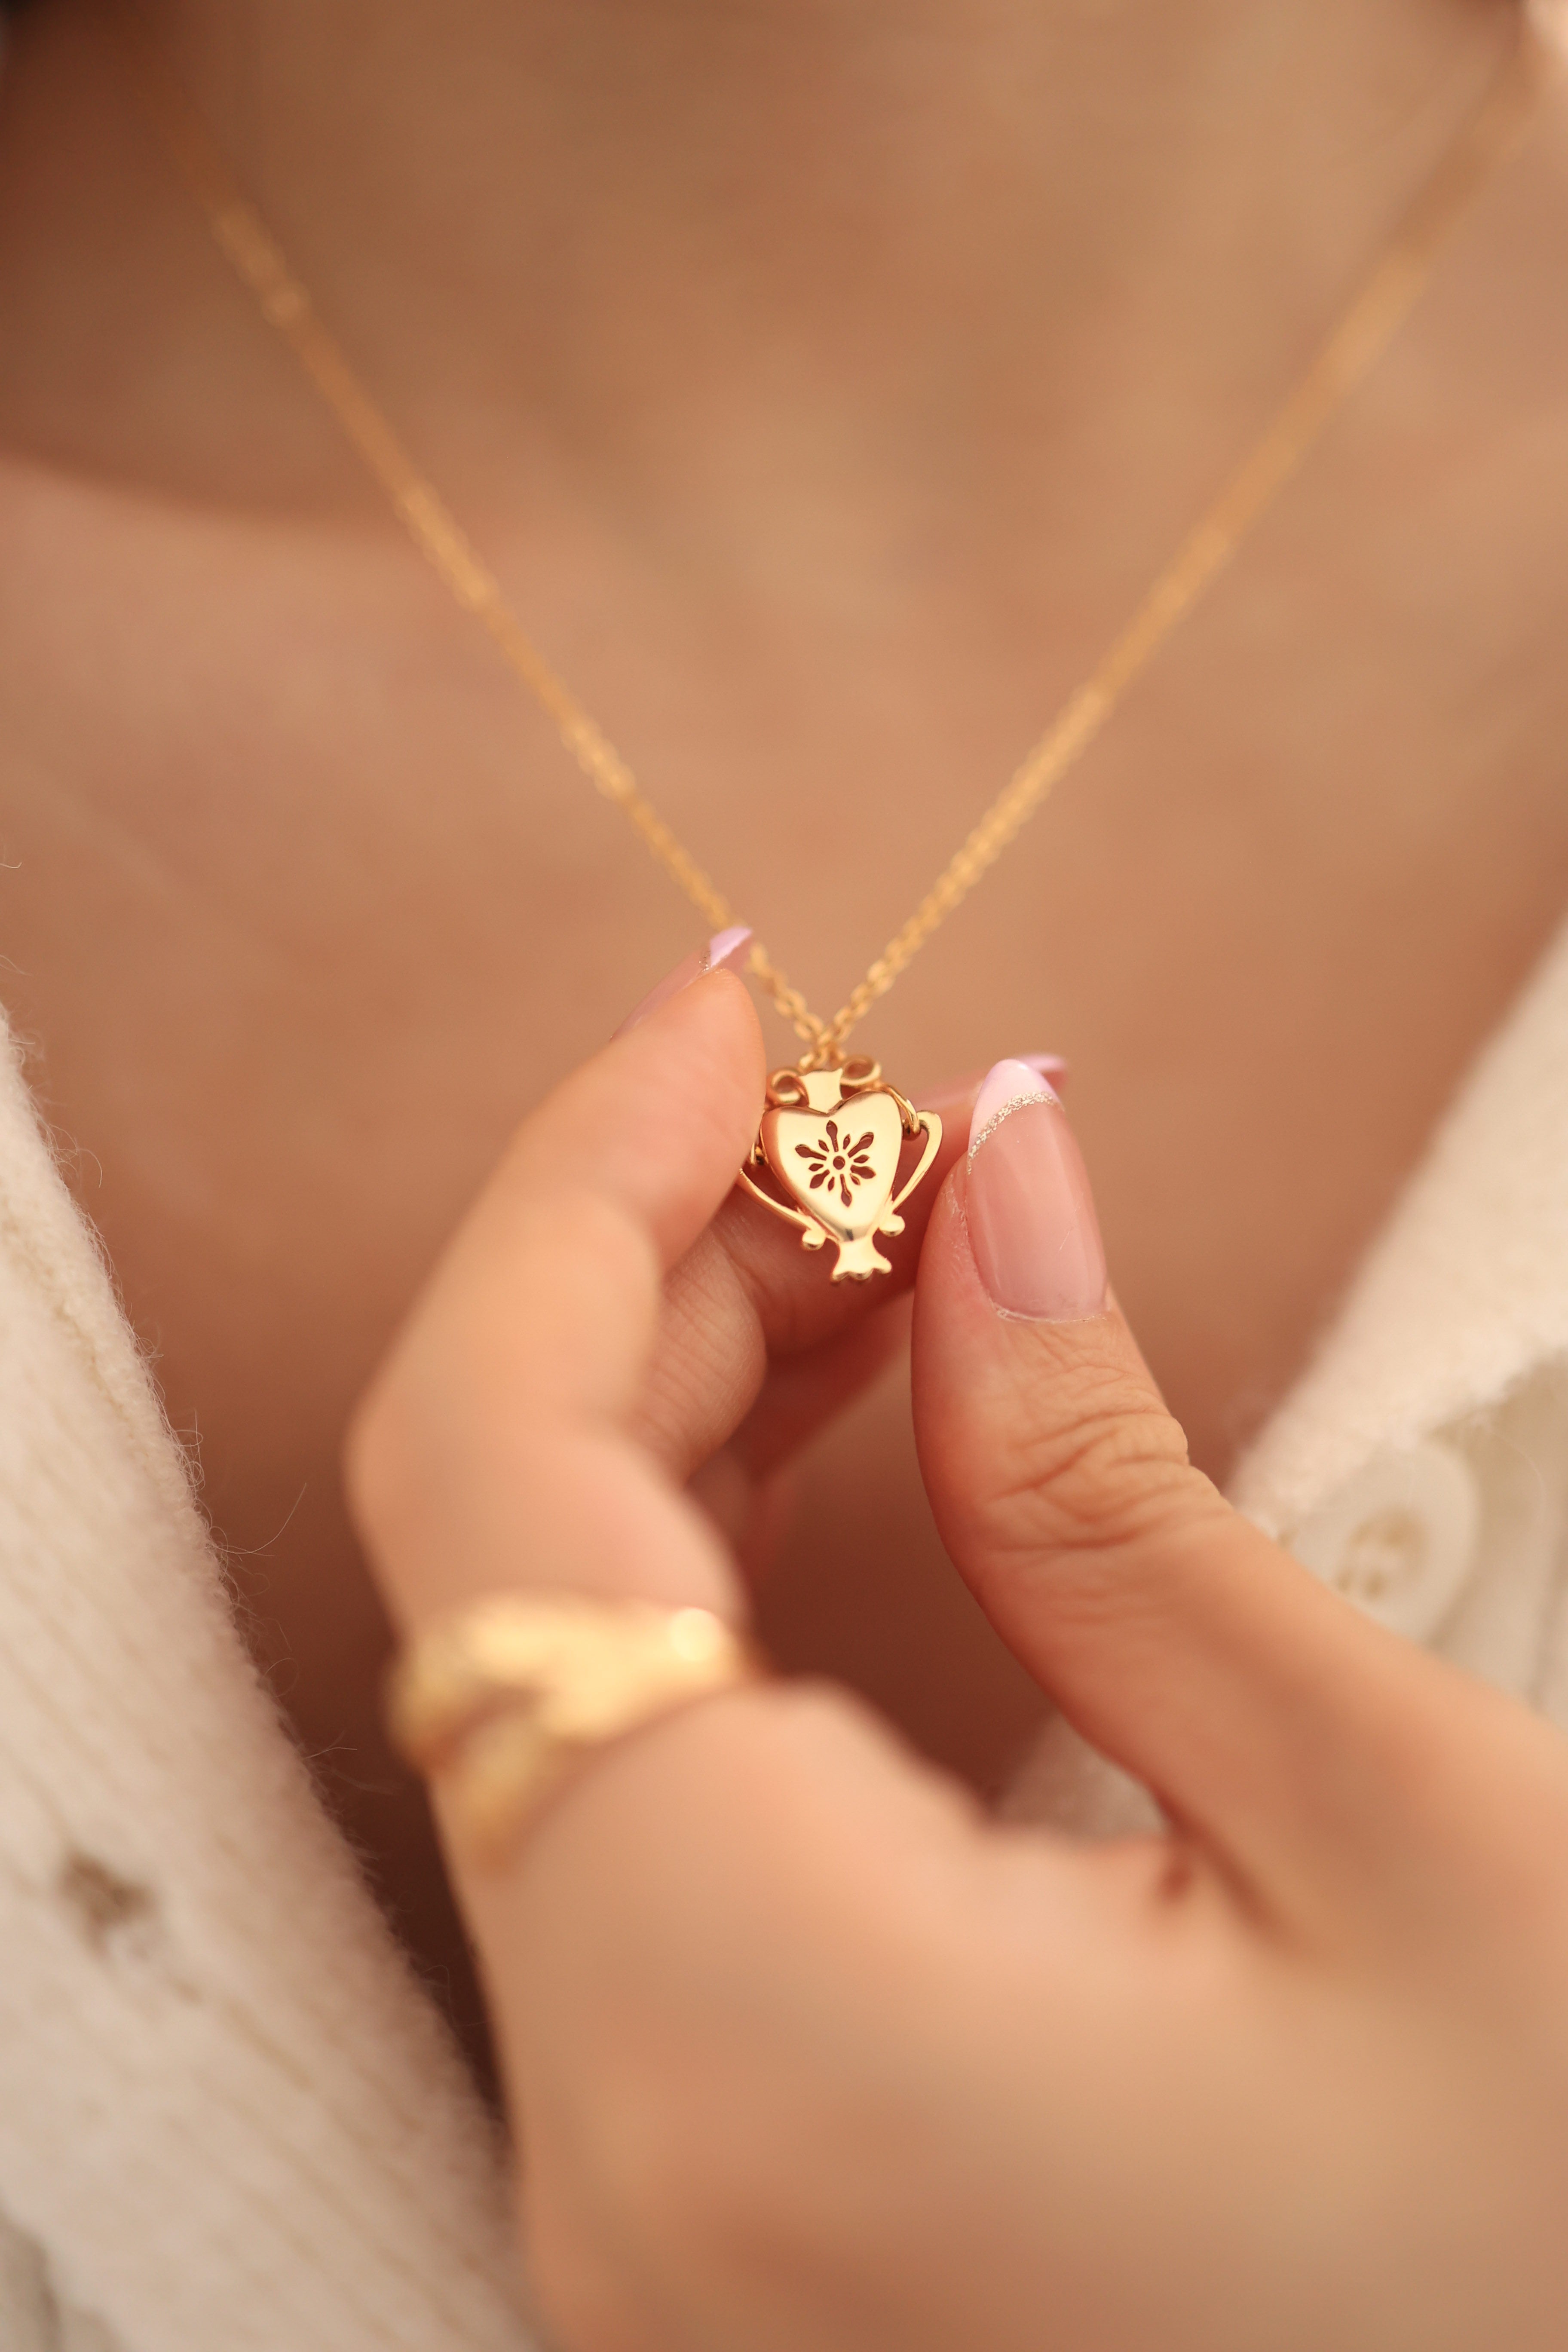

[0,0,1565,2072]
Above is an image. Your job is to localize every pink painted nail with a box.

[614,925,753,1036]
[965,1057,1106,1320]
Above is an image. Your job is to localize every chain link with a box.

[111,3,1544,1060]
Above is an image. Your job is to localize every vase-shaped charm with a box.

[736,1058,942,1281]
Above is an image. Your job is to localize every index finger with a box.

[345,970,767,1632]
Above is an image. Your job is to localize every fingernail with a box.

[965,1058,1106,1319]
[614,925,753,1036]
[919,1052,1069,1108]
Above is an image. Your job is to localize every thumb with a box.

[911,1061,1460,1911]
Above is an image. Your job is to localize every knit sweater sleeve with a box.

[0,1014,537,2350]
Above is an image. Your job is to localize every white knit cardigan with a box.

[2,911,1567,2346]
[0,1037,535,2343]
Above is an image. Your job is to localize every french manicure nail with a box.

[965,1057,1106,1319]
[919,1052,1069,1108]
[614,925,753,1036]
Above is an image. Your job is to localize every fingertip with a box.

[499,963,769,1277]
[613,924,755,1037]
[612,958,768,1139]
[606,931,768,1194]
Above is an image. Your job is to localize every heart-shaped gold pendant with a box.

[736,1058,943,1280]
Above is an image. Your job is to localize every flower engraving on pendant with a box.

[795,1120,878,1210]
[740,1068,942,1283]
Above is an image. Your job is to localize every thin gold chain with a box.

[110,4,1544,1063]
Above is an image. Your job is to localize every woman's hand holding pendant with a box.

[349,946,1568,2352]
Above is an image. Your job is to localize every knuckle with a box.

[992,1367,1187,1536]
[962,1344,1228,1607]
[529,2016,785,2324]
[567,2027,869,2320]
[340,1366,408,1547]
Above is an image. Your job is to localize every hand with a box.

[344,959,971,1626]
[346,976,1568,2352]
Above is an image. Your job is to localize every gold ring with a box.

[386,1592,756,1862]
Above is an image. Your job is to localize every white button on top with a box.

[1286,1439,1482,1642]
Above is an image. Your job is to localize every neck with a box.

[135,0,1516,382]
[5,0,1527,556]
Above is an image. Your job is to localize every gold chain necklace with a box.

[110,4,1543,1277]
